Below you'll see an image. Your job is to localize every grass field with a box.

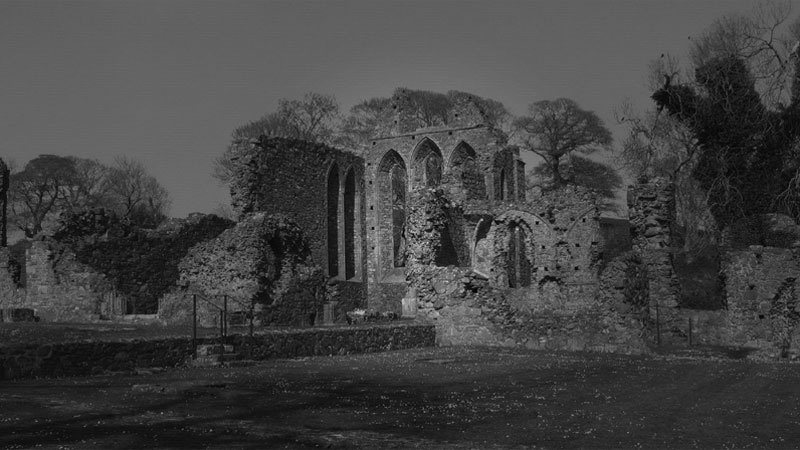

[2,346,799,449]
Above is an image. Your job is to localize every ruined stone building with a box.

[226,91,605,325]
[4,88,800,359]
[0,91,610,338]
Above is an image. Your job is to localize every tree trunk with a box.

[550,157,565,187]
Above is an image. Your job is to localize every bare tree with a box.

[338,96,396,149]
[689,0,799,108]
[214,92,342,184]
[514,98,612,187]
[61,157,113,212]
[9,155,77,238]
[615,2,800,249]
[106,156,170,228]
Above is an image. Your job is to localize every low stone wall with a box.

[431,268,650,354]
[0,322,435,380]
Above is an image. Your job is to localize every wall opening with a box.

[378,150,408,276]
[449,141,485,200]
[391,166,407,267]
[472,217,493,277]
[326,163,339,277]
[435,213,461,267]
[506,222,532,288]
[498,169,507,201]
[412,138,443,189]
[344,168,357,279]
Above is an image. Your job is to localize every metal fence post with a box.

[249,301,254,338]
[192,294,197,360]
[223,295,228,339]
[655,300,661,347]
[219,310,224,342]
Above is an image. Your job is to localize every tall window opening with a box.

[344,168,357,279]
[506,223,532,288]
[378,150,408,276]
[326,163,339,277]
[449,141,484,200]
[498,169,507,201]
[391,166,407,267]
[412,138,442,189]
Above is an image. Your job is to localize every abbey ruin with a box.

[2,90,800,358]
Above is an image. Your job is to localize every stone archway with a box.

[411,138,443,189]
[449,141,485,200]
[488,210,553,288]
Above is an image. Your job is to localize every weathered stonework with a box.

[166,213,327,327]
[229,138,367,284]
[0,322,435,380]
[721,247,800,349]
[621,177,800,355]
[5,211,233,322]
[628,177,680,311]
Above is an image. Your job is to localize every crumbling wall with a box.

[409,183,644,352]
[365,125,512,312]
[624,178,800,354]
[19,209,233,321]
[433,270,647,353]
[23,240,112,322]
[721,247,800,350]
[487,185,602,307]
[628,178,680,341]
[229,137,366,291]
[168,213,328,327]
[0,248,24,311]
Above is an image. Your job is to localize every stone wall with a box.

[623,178,800,354]
[432,270,648,353]
[167,213,330,327]
[720,246,800,349]
[228,137,367,289]
[4,211,233,321]
[0,248,24,310]
[365,125,516,312]
[627,178,680,316]
[400,182,648,353]
[23,240,113,322]
[0,322,436,380]
[487,185,602,306]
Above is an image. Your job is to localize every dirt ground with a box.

[2,346,800,450]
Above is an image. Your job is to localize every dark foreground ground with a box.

[2,346,799,450]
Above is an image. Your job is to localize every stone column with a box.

[628,177,680,310]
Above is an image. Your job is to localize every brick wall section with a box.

[0,322,436,380]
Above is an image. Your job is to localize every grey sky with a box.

[0,0,793,217]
